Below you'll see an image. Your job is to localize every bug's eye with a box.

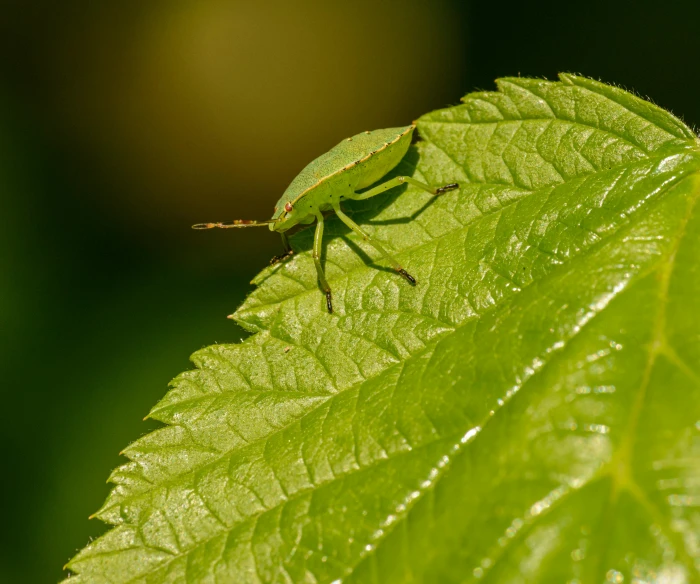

[284,202,293,213]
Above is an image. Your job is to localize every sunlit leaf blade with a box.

[64,74,700,583]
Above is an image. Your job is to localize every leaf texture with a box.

[65,74,700,583]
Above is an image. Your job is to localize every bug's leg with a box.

[312,213,333,313]
[332,203,416,285]
[347,176,459,201]
[270,232,294,265]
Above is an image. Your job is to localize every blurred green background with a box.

[2,0,699,581]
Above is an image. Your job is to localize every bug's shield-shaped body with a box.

[270,126,414,232]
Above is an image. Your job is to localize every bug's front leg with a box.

[270,232,294,265]
[312,213,333,313]
[347,176,459,201]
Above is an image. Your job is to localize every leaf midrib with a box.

[593,173,700,580]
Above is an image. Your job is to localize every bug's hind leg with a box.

[332,203,416,286]
[312,214,333,313]
[347,176,459,201]
[270,232,294,265]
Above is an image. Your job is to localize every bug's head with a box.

[269,199,307,232]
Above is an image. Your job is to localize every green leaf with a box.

[64,74,700,583]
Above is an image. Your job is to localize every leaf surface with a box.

[65,75,700,583]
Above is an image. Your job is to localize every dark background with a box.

[1,1,697,581]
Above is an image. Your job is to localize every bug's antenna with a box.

[192,220,275,230]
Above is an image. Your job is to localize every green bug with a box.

[194,125,458,313]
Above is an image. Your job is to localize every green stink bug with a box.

[193,125,458,313]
